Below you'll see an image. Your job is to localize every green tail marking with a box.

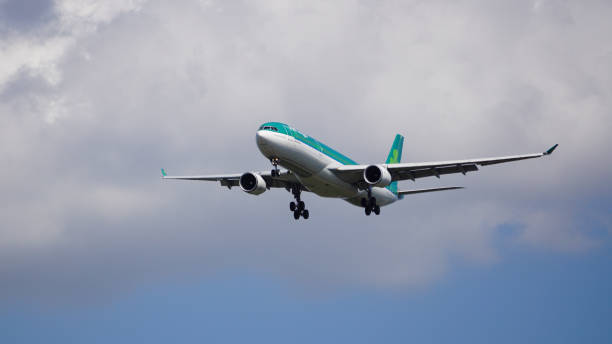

[161,168,167,177]
[385,134,404,195]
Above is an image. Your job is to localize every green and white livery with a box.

[162,122,558,220]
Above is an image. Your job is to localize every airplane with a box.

[161,122,558,220]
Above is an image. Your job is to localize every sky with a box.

[0,0,611,342]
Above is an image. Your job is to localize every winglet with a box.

[161,168,167,177]
[543,144,559,155]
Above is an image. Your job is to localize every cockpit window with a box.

[259,125,278,132]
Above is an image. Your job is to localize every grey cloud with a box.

[0,0,610,305]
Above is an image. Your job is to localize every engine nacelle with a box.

[363,164,392,187]
[239,172,267,195]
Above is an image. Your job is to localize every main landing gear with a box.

[361,187,380,216]
[289,187,309,220]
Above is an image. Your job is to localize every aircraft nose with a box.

[256,130,275,157]
[256,130,269,146]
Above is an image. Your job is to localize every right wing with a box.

[161,168,301,189]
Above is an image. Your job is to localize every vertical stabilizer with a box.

[385,134,404,195]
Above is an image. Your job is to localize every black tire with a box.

[302,209,309,219]
[374,205,380,215]
[290,201,296,211]
[365,207,372,216]
[293,209,300,220]
[298,201,305,210]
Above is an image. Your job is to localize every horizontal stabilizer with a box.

[397,186,464,195]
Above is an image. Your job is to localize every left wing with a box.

[161,168,301,189]
[330,144,558,185]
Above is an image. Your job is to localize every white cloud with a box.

[55,0,148,33]
[0,35,72,90]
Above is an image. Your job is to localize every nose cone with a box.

[256,130,269,146]
[256,130,274,157]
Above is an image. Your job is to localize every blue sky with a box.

[0,0,610,343]
[2,244,610,343]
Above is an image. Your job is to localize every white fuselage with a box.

[255,130,398,207]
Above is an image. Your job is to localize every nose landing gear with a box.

[290,186,309,220]
[270,158,280,177]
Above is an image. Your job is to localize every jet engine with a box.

[363,165,392,187]
[239,172,267,195]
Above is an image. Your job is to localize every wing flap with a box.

[394,163,479,181]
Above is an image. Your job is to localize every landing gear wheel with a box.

[373,205,380,215]
[290,186,309,220]
[365,207,372,216]
[368,197,377,208]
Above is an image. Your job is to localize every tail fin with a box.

[385,134,404,195]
